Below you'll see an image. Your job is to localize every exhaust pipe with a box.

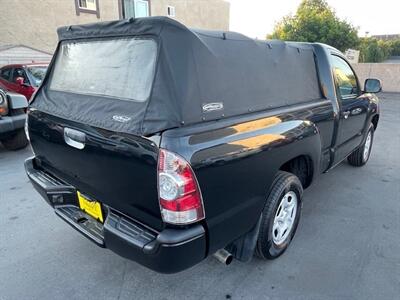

[213,249,233,265]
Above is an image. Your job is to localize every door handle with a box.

[342,111,350,119]
[64,128,86,149]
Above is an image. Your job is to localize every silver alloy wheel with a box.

[272,191,298,245]
[363,131,372,162]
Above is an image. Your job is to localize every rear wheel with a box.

[347,124,374,167]
[256,171,303,259]
[2,129,28,150]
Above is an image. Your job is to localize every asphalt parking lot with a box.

[0,93,399,300]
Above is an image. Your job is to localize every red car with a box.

[0,63,48,101]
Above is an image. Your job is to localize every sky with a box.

[228,0,400,39]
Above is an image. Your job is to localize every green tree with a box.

[388,39,400,56]
[359,38,392,63]
[268,0,359,52]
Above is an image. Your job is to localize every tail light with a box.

[157,149,205,225]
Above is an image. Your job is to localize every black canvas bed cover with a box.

[31,17,322,135]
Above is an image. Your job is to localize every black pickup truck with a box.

[25,17,381,273]
[0,88,29,150]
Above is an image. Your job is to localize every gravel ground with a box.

[0,93,399,300]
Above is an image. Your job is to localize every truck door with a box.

[330,54,369,164]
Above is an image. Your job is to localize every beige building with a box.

[0,0,230,53]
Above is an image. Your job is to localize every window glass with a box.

[27,66,48,87]
[331,55,359,99]
[134,0,149,17]
[12,68,29,84]
[50,38,157,102]
[78,0,96,10]
[123,0,135,18]
[123,0,149,18]
[167,6,176,17]
[0,68,12,81]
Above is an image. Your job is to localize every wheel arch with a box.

[274,121,322,189]
[279,154,314,189]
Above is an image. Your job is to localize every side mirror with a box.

[364,78,382,93]
[7,91,28,109]
[15,76,25,86]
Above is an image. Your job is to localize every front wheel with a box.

[256,171,303,260]
[347,124,374,167]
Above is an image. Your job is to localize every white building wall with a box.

[0,46,52,67]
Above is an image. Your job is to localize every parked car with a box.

[0,88,29,150]
[0,63,48,101]
[25,17,381,273]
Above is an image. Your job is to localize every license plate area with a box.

[77,191,104,223]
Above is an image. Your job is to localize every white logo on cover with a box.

[112,115,131,123]
[202,102,224,112]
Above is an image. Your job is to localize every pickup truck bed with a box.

[25,17,381,273]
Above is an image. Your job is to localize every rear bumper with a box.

[0,114,25,134]
[25,157,207,273]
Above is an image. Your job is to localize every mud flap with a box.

[226,215,262,262]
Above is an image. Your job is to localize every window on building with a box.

[135,0,149,17]
[121,0,149,19]
[167,6,176,17]
[78,0,97,10]
[75,0,100,18]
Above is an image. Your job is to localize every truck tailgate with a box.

[28,109,163,231]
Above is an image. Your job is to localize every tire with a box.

[2,129,28,150]
[256,171,303,260]
[347,124,374,167]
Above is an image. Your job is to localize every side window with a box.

[11,68,29,84]
[331,55,359,99]
[0,68,12,81]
